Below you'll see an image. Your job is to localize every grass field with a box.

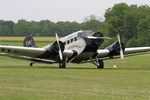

[0,38,150,100]
[0,37,56,41]
[0,37,54,47]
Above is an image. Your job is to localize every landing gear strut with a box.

[90,57,104,69]
[59,59,66,68]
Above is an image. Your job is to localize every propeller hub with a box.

[106,41,125,57]
[51,41,65,53]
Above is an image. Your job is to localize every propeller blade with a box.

[117,34,124,60]
[87,36,111,40]
[120,49,124,59]
[55,33,63,61]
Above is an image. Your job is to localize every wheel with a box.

[30,62,34,66]
[59,60,66,68]
[97,60,104,69]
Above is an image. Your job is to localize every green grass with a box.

[0,55,150,100]
[0,36,55,47]
[0,37,56,41]
[0,41,50,47]
[0,40,150,100]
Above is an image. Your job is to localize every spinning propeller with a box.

[55,33,63,61]
[117,34,124,60]
[87,36,111,40]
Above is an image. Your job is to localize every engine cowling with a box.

[106,41,125,57]
[49,41,65,54]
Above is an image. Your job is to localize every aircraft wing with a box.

[0,45,56,63]
[97,47,150,59]
[0,45,46,57]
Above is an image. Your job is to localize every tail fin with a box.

[23,34,36,47]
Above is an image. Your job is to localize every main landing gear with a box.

[97,60,104,69]
[90,57,104,69]
[59,59,66,68]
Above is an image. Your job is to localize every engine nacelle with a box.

[49,41,65,54]
[106,41,125,57]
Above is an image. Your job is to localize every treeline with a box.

[0,19,103,37]
[104,3,150,47]
[0,3,149,47]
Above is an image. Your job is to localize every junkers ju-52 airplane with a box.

[0,30,150,69]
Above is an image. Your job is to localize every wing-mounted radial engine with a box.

[90,40,125,69]
[45,40,66,68]
[49,41,65,55]
[90,34,125,69]
[38,40,65,62]
[49,34,67,68]
[106,41,125,58]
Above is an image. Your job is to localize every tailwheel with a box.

[59,59,66,68]
[97,60,104,69]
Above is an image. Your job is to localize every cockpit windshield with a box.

[77,30,94,38]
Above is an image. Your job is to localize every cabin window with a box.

[71,39,73,43]
[8,50,10,53]
[14,51,17,54]
[2,48,5,52]
[67,40,70,44]
[74,37,77,41]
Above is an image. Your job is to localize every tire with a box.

[30,62,33,66]
[97,60,104,69]
[59,60,66,68]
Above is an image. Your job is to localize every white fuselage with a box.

[43,30,102,63]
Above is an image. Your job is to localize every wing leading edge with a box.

[0,45,57,63]
[0,45,78,63]
[0,45,46,57]
[97,47,150,59]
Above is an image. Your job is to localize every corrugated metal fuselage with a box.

[40,30,103,63]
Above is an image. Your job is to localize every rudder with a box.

[23,34,36,47]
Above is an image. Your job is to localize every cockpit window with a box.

[78,30,94,38]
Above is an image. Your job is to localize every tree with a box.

[81,19,103,32]
[104,3,150,47]
[14,19,33,36]
[105,3,129,36]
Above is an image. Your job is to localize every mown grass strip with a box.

[0,55,150,100]
[0,37,56,41]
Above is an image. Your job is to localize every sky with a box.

[0,0,149,22]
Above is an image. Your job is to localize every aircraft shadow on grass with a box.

[0,65,150,71]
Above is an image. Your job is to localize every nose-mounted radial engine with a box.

[84,32,111,53]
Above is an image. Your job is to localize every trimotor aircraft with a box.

[0,30,150,69]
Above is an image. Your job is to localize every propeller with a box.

[117,34,124,60]
[55,33,63,61]
[87,36,111,40]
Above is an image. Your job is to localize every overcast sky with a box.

[0,0,149,22]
